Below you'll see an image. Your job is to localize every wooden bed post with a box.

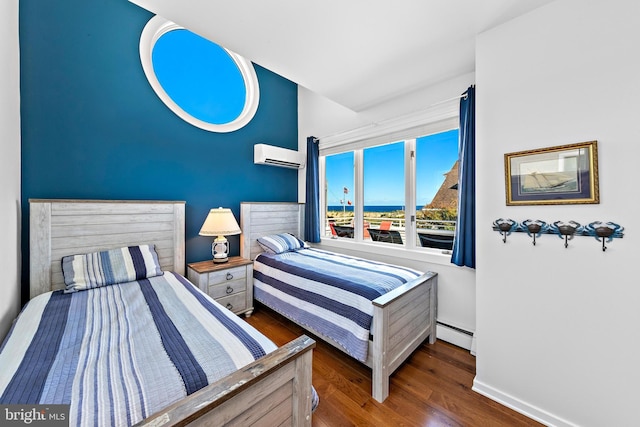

[429,275,438,344]
[29,201,52,299]
[371,303,390,402]
[292,347,314,425]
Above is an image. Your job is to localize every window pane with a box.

[325,152,355,238]
[416,129,459,250]
[364,142,405,245]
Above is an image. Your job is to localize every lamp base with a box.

[212,236,229,263]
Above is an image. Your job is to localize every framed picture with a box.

[504,141,599,205]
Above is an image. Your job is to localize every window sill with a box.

[316,236,454,267]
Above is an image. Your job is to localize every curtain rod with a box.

[426,87,473,108]
[429,92,468,107]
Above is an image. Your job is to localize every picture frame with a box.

[504,141,599,206]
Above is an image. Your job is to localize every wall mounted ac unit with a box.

[254,144,305,169]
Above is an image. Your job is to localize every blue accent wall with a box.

[20,0,298,302]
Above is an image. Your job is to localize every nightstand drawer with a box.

[216,292,247,313]
[187,257,254,317]
[207,266,247,286]
[208,279,246,299]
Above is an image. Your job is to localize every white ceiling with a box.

[129,0,555,112]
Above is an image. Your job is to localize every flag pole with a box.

[343,187,348,214]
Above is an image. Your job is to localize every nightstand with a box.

[187,257,254,317]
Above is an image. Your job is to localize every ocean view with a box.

[328,205,423,213]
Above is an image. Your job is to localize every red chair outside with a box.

[329,222,339,237]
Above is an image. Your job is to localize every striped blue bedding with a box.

[253,248,423,363]
[0,272,277,426]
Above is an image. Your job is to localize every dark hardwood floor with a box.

[245,304,542,427]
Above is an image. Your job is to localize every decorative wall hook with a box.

[551,221,581,248]
[522,219,548,246]
[585,221,624,251]
[493,218,517,243]
[492,218,623,251]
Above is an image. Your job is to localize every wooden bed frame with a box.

[28,199,315,426]
[240,202,438,403]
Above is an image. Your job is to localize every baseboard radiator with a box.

[436,321,474,352]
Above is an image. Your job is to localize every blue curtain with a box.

[304,136,321,242]
[451,86,475,268]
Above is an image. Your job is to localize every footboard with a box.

[371,272,437,402]
[136,335,316,426]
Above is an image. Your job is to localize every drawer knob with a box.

[226,303,233,310]
[226,286,233,294]
[226,272,233,280]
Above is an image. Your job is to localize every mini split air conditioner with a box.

[254,144,305,169]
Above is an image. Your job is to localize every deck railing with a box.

[327,216,455,231]
[326,216,456,249]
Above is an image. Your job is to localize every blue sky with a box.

[326,129,459,207]
[153,30,245,125]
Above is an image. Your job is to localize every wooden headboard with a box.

[29,199,185,299]
[240,202,304,260]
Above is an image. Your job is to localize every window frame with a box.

[319,102,460,256]
[139,16,260,133]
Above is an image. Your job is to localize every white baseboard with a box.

[436,323,473,351]
[472,378,579,427]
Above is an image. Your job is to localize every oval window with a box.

[140,17,260,132]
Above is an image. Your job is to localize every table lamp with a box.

[199,207,241,263]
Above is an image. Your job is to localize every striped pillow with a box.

[62,244,163,292]
[257,233,305,254]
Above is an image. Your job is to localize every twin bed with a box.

[1,200,315,426]
[0,199,437,426]
[241,202,437,403]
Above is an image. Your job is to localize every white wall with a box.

[474,1,640,425]
[298,74,478,347]
[0,0,22,341]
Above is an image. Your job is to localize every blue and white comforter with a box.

[253,248,423,362]
[0,272,277,426]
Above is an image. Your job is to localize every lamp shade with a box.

[199,208,241,236]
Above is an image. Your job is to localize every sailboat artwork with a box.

[520,171,578,193]
[504,141,599,205]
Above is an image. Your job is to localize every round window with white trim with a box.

[139,16,260,132]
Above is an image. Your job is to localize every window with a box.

[322,127,459,253]
[415,129,459,250]
[325,152,354,238]
[139,17,259,133]
[363,141,405,244]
